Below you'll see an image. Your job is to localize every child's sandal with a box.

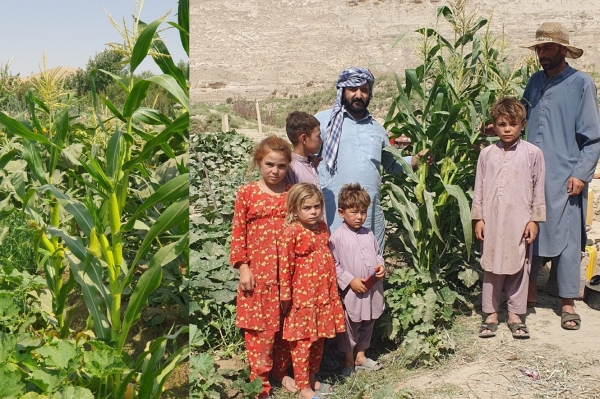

[478,322,498,338]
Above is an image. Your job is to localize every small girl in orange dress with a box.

[229,135,294,398]
[278,183,346,399]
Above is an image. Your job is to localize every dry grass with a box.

[267,313,600,399]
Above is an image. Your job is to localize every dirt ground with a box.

[390,175,600,398]
[227,127,600,398]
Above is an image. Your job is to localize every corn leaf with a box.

[0,150,17,170]
[118,234,187,352]
[122,79,152,118]
[177,0,189,55]
[106,129,123,181]
[388,192,417,250]
[47,228,111,339]
[145,75,189,111]
[96,68,129,93]
[122,112,188,171]
[38,185,94,237]
[130,18,163,74]
[23,141,48,185]
[0,112,51,145]
[132,108,172,126]
[423,189,442,241]
[442,183,473,259]
[48,108,69,175]
[79,158,114,193]
[383,146,418,182]
[100,96,126,123]
[122,174,189,231]
[24,89,44,134]
[127,199,188,279]
[150,25,187,91]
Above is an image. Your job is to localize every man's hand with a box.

[482,123,496,136]
[238,264,255,292]
[475,220,485,241]
[349,277,368,294]
[523,221,538,244]
[411,148,435,169]
[567,176,585,196]
[308,154,323,168]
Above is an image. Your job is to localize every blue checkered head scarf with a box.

[323,67,375,175]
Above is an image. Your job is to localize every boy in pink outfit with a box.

[471,98,546,339]
[330,183,385,375]
[283,111,323,187]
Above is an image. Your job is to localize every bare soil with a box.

[191,0,600,103]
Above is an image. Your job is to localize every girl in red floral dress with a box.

[229,135,294,398]
[278,183,346,399]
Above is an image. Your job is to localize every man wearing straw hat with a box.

[522,22,600,330]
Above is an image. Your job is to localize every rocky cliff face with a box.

[191,0,600,103]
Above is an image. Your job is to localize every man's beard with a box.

[343,95,370,113]
[539,53,565,71]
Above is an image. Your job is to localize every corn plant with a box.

[0,0,189,396]
[381,1,533,362]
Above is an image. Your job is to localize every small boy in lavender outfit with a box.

[283,111,323,187]
[330,183,385,375]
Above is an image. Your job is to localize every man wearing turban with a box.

[316,67,430,251]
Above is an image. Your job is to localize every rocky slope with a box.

[191,0,600,103]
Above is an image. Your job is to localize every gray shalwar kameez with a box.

[523,65,600,298]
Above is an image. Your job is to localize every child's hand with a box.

[280,300,291,315]
[475,220,485,241]
[349,277,368,294]
[374,265,385,279]
[238,264,255,292]
[523,221,538,244]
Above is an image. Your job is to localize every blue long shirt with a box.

[524,66,600,256]
[315,108,410,251]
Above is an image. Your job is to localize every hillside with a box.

[191,0,600,103]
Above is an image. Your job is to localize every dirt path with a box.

[395,171,600,399]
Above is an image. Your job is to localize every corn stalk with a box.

[380,3,535,360]
[0,0,189,396]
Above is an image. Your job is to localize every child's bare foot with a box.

[281,376,297,393]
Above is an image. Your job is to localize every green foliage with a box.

[0,1,189,397]
[381,2,533,363]
[189,352,224,399]
[64,50,126,95]
[0,211,36,273]
[0,60,24,115]
[189,131,256,396]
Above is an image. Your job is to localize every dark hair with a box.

[490,98,526,123]
[285,111,320,145]
[252,135,292,168]
[338,183,370,210]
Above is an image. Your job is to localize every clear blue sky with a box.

[1,0,186,76]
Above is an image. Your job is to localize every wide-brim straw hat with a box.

[523,22,583,59]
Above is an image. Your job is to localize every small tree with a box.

[65,49,125,95]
